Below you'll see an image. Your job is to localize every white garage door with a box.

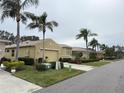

[45,50,58,62]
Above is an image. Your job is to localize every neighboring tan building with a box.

[59,44,72,59]
[72,47,93,59]
[0,39,11,59]
[5,39,60,62]
[72,47,104,60]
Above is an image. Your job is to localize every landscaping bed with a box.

[14,66,84,87]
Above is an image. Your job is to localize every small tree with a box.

[26,12,58,62]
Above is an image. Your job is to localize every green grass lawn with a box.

[14,66,84,87]
[82,60,111,67]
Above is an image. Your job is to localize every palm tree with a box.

[89,38,99,51]
[26,12,58,62]
[0,0,39,60]
[76,28,97,50]
[76,28,97,59]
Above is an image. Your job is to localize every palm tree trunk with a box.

[15,21,20,61]
[42,31,45,62]
[15,1,20,61]
[86,39,89,59]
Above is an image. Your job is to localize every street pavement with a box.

[0,70,42,93]
[33,60,124,93]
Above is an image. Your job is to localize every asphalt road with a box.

[33,60,124,93]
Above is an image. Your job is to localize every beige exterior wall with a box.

[72,51,90,59]
[60,47,72,58]
[34,39,60,61]
[5,46,35,60]
[0,42,6,58]
[0,41,11,58]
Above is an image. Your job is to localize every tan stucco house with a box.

[72,47,93,59]
[72,47,104,60]
[5,39,72,62]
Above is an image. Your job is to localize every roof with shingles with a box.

[0,39,11,43]
[72,47,94,52]
[5,38,54,48]
[59,44,72,48]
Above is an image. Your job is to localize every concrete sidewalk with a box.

[64,63,95,71]
[0,70,42,93]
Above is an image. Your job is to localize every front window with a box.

[6,50,9,52]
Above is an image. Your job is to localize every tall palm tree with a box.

[0,0,39,60]
[76,28,97,50]
[26,12,58,62]
[89,38,99,51]
[76,28,97,59]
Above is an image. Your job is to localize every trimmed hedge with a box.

[89,52,97,59]
[69,59,100,64]
[35,63,47,71]
[81,59,100,63]
[18,57,34,65]
[3,61,24,71]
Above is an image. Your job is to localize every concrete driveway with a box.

[34,60,124,93]
[64,63,95,71]
[0,70,42,93]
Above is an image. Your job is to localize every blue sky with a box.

[0,0,124,47]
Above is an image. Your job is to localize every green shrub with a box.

[60,62,64,69]
[35,63,47,71]
[3,61,24,71]
[81,59,100,63]
[69,59,100,64]
[50,62,56,69]
[18,57,34,65]
[89,52,97,59]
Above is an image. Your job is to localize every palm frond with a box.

[89,33,98,36]
[27,22,39,29]
[76,34,83,39]
[1,0,18,10]
[21,0,39,9]
[76,28,88,40]
[24,12,38,20]
[0,0,19,21]
[47,25,53,32]
[39,24,43,32]
[47,21,58,27]
[39,12,47,24]
[20,14,27,24]
[1,10,16,22]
